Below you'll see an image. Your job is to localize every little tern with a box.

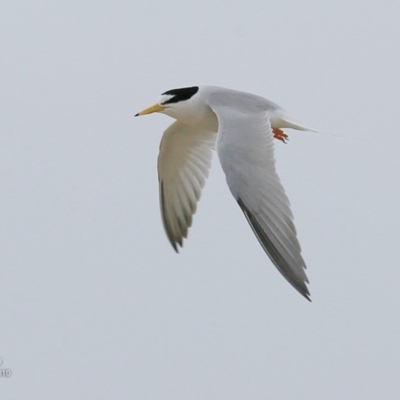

[136,86,315,300]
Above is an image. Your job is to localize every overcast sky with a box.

[1,1,400,399]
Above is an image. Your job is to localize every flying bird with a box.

[135,86,315,300]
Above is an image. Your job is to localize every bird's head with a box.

[135,86,200,120]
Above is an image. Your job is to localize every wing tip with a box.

[171,242,179,253]
[300,287,312,302]
[293,271,311,301]
[169,236,184,253]
[237,198,312,301]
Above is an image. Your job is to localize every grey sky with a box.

[1,1,400,399]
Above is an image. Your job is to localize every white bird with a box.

[135,86,315,300]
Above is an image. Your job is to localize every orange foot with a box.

[272,128,289,143]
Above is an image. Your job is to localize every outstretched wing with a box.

[209,97,310,299]
[158,121,217,251]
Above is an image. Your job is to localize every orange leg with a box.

[272,128,289,143]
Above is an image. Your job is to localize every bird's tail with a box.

[273,111,366,140]
[272,111,319,132]
[273,112,349,138]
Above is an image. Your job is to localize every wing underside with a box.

[158,121,217,250]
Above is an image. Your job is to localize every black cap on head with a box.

[161,86,199,104]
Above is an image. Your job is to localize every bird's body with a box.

[136,86,315,300]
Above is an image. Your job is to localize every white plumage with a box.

[136,86,314,300]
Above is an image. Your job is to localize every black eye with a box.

[161,86,199,104]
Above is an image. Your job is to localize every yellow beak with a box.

[135,103,165,117]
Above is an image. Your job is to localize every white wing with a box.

[158,121,217,251]
[208,96,310,299]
